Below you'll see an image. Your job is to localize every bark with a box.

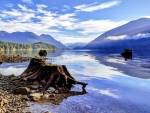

[19,58,88,92]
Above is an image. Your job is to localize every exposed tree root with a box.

[19,58,88,92]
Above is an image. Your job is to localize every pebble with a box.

[54,90,59,94]
[0,75,29,113]
[42,94,49,99]
[14,87,30,95]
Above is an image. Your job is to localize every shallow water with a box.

[1,49,150,113]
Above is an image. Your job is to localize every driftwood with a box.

[20,58,88,92]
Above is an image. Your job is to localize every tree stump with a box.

[121,49,132,61]
[20,58,88,92]
[38,50,47,58]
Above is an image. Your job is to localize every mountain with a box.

[84,18,150,49]
[40,34,66,49]
[66,42,87,49]
[0,31,42,44]
[0,31,66,49]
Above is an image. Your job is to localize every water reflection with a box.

[0,62,28,75]
[37,90,87,105]
[1,49,150,113]
[85,49,150,79]
[122,55,132,61]
[46,52,126,80]
[1,49,64,57]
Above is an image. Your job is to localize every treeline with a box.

[0,41,57,51]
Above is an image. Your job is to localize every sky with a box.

[0,0,150,44]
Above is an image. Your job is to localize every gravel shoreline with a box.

[0,73,87,113]
[0,74,29,113]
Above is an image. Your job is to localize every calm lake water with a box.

[0,49,150,113]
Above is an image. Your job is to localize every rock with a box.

[14,87,30,95]
[32,97,39,102]
[42,94,49,99]
[3,98,8,104]
[29,93,43,101]
[21,95,29,101]
[0,108,2,113]
[25,101,29,107]
[2,107,6,112]
[9,74,15,78]
[0,96,3,101]
[22,77,27,81]
[0,96,4,107]
[21,73,27,77]
[0,73,3,78]
[48,87,55,92]
[54,90,59,94]
[45,90,52,94]
[49,94,55,98]
[29,85,39,90]
[11,76,21,80]
[31,90,38,93]
[32,81,39,85]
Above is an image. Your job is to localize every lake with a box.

[0,49,150,113]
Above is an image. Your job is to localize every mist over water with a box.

[0,49,150,113]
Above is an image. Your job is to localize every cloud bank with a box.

[0,1,127,44]
[106,33,150,40]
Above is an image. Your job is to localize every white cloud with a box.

[99,89,120,98]
[64,5,70,9]
[0,3,128,44]
[0,5,77,35]
[1,7,35,23]
[18,4,35,12]
[74,0,121,12]
[106,33,150,40]
[36,4,48,8]
[62,5,70,12]
[3,9,22,17]
[53,35,96,44]
[0,6,59,34]
[142,16,150,18]
[0,20,59,34]
[64,19,127,34]
[22,0,33,4]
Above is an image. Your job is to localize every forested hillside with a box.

[0,41,57,51]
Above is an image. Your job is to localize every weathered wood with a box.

[121,49,132,60]
[39,50,47,58]
[19,58,88,92]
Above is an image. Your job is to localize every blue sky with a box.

[0,0,150,44]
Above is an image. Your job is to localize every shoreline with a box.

[0,55,32,64]
[0,55,87,113]
[0,73,86,113]
[0,74,29,113]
